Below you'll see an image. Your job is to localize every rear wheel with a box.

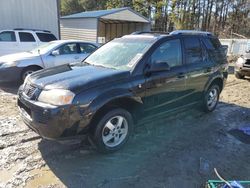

[89,108,133,153]
[235,72,245,79]
[203,85,220,112]
[21,66,41,82]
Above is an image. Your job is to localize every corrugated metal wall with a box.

[98,21,150,43]
[0,0,59,38]
[220,39,250,55]
[60,18,98,43]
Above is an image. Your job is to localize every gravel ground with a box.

[0,74,250,188]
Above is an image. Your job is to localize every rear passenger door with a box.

[18,31,37,52]
[183,36,214,102]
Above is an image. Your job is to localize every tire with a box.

[89,108,134,153]
[235,72,245,79]
[21,67,41,82]
[203,84,220,112]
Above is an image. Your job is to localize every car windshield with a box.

[83,37,155,70]
[30,41,60,54]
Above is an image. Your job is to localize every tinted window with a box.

[58,43,77,55]
[19,32,35,42]
[202,37,225,64]
[184,37,202,64]
[79,43,97,54]
[203,37,221,50]
[151,39,182,68]
[36,33,57,42]
[0,31,16,42]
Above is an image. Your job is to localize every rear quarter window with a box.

[203,37,221,50]
[202,37,226,64]
[36,33,57,42]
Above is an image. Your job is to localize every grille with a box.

[23,83,37,98]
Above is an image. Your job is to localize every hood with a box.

[0,52,38,63]
[28,64,130,93]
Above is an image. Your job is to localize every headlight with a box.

[38,89,75,106]
[236,57,245,65]
[0,61,19,68]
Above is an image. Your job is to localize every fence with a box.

[219,39,250,55]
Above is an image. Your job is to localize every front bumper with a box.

[235,62,250,76]
[0,66,23,82]
[17,89,91,140]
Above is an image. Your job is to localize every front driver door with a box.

[143,39,187,117]
[51,43,79,67]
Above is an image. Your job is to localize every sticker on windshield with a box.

[127,53,143,68]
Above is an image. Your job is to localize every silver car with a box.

[0,40,99,82]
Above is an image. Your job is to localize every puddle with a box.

[25,167,65,188]
[229,126,250,144]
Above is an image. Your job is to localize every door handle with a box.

[177,72,185,78]
[204,67,212,73]
[74,56,80,59]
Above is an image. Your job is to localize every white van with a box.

[0,28,57,56]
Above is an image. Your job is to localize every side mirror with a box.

[51,50,60,56]
[148,61,170,73]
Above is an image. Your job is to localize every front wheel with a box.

[203,85,220,112]
[89,108,133,153]
[21,67,41,82]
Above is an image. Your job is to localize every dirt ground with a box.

[0,72,250,188]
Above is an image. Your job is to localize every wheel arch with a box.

[204,76,224,93]
[88,95,143,132]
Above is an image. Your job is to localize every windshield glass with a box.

[84,38,154,70]
[30,41,60,54]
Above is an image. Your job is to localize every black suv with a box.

[17,30,228,153]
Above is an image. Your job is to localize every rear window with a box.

[36,32,57,42]
[19,32,35,42]
[0,31,16,42]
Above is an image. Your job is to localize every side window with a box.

[57,43,77,55]
[36,33,57,42]
[0,31,16,42]
[183,37,203,64]
[79,43,97,54]
[19,32,35,42]
[151,39,182,68]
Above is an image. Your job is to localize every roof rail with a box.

[170,30,213,36]
[14,28,51,33]
[131,31,169,35]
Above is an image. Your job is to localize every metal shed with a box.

[60,7,151,43]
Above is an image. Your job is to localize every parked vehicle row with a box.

[235,52,250,79]
[17,30,228,153]
[0,28,57,56]
[0,40,99,82]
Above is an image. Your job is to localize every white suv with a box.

[0,28,57,56]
